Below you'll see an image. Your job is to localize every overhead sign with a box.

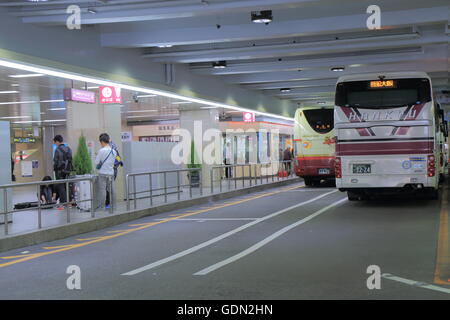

[99,86,122,104]
[63,88,96,104]
[14,137,36,143]
[243,112,256,122]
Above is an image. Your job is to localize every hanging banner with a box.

[99,86,122,104]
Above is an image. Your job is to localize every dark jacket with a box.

[283,148,293,161]
[53,144,73,174]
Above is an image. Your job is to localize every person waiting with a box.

[95,133,117,210]
[39,176,57,205]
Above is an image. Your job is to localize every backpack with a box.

[55,145,73,174]
[110,141,124,179]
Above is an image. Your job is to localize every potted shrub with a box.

[187,141,201,187]
[72,134,93,211]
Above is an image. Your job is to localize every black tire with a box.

[347,191,360,201]
[427,188,439,200]
[304,177,312,186]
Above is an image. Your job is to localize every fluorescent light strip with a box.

[48,108,66,111]
[122,110,158,114]
[0,116,31,120]
[12,119,66,124]
[136,94,157,98]
[0,99,64,106]
[0,91,19,94]
[8,73,44,78]
[0,59,294,122]
[172,101,192,105]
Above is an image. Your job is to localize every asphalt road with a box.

[0,180,448,300]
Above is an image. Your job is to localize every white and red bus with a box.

[334,72,443,200]
[293,106,335,186]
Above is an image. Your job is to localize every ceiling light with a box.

[0,99,63,106]
[87,8,97,14]
[0,116,31,120]
[172,101,192,105]
[80,86,99,89]
[48,108,66,111]
[0,90,19,94]
[251,10,273,24]
[158,45,173,48]
[0,59,294,122]
[317,102,326,105]
[123,110,158,114]
[10,84,19,87]
[212,61,227,69]
[136,94,157,98]
[280,88,291,93]
[331,67,345,72]
[8,73,44,78]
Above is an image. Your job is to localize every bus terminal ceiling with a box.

[0,0,447,118]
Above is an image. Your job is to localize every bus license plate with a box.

[318,168,330,175]
[353,164,371,174]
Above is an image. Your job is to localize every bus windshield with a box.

[335,78,431,109]
[303,108,334,134]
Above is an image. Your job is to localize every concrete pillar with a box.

[0,121,12,224]
[179,108,222,188]
[66,101,124,200]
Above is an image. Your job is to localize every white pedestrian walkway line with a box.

[122,189,338,276]
[194,197,347,276]
[382,273,450,294]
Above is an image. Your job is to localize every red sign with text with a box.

[99,86,122,104]
[243,112,256,122]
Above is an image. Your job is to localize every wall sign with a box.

[121,132,132,142]
[64,88,96,104]
[243,112,256,122]
[99,86,122,104]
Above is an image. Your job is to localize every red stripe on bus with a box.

[297,156,334,160]
[336,141,434,156]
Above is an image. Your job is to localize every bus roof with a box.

[336,71,431,83]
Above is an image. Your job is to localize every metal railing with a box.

[210,160,294,194]
[126,168,203,210]
[0,162,295,236]
[0,175,100,235]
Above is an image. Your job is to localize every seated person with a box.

[40,176,57,205]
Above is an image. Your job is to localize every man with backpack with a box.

[53,135,73,210]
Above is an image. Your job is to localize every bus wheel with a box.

[304,177,312,186]
[427,188,439,200]
[347,191,361,201]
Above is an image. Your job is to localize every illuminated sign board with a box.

[99,86,122,104]
[63,88,96,104]
[243,112,256,122]
[14,137,36,143]
[369,80,395,89]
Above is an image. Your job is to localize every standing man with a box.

[53,135,73,210]
[283,146,293,174]
[95,133,116,210]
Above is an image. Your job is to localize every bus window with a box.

[335,78,431,108]
[303,109,334,134]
